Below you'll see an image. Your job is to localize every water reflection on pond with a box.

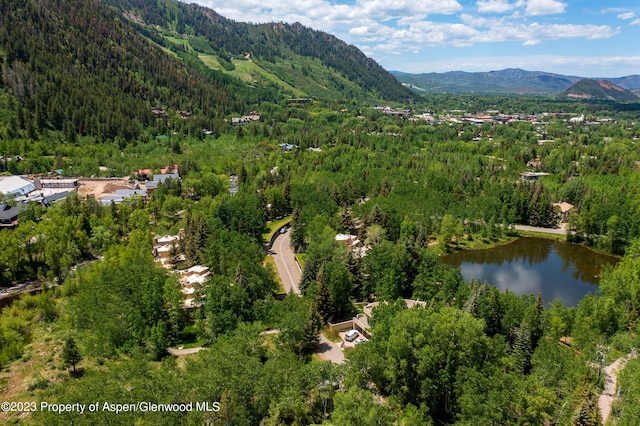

[439,237,620,306]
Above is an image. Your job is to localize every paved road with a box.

[513,223,567,235]
[270,229,302,295]
[270,229,348,364]
[317,333,345,364]
[598,351,638,424]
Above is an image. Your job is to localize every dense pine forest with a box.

[2,0,640,425]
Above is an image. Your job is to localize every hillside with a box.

[562,79,639,102]
[0,0,265,142]
[393,68,640,95]
[103,0,414,102]
[0,0,413,143]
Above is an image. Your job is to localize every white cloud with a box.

[618,12,636,20]
[358,17,618,59]
[631,18,640,26]
[524,0,566,16]
[549,55,640,71]
[191,0,623,75]
[601,8,628,14]
[358,0,462,20]
[477,0,515,14]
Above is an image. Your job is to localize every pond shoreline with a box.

[440,235,620,306]
[445,223,620,261]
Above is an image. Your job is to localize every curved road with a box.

[270,228,345,364]
[270,229,302,295]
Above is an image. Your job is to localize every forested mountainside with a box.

[0,0,412,146]
[0,0,270,142]
[101,0,413,102]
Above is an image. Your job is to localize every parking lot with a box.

[338,329,368,349]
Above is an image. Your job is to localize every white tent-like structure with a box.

[0,176,35,197]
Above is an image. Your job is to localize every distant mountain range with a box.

[391,68,640,97]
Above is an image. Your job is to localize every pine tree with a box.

[183,210,208,266]
[572,384,600,426]
[301,304,322,354]
[283,176,291,212]
[290,205,305,252]
[62,336,82,374]
[340,205,355,234]
[299,259,317,295]
[169,242,182,268]
[529,292,545,350]
[512,320,532,374]
[315,278,333,324]
[346,252,362,299]
[486,289,502,336]
[234,262,248,289]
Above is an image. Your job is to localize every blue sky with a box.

[193,0,640,77]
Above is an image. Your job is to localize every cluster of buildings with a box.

[373,105,613,129]
[152,233,209,309]
[334,233,370,258]
[230,112,261,126]
[96,166,181,206]
[0,175,78,228]
[0,164,182,228]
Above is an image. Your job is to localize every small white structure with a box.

[153,234,181,267]
[178,265,209,308]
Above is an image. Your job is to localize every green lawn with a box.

[197,55,306,97]
[296,253,306,270]
[197,53,222,70]
[264,256,286,293]
[262,215,292,243]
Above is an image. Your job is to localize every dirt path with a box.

[167,347,207,356]
[598,350,638,424]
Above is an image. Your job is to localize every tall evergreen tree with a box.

[512,320,532,374]
[301,303,322,354]
[62,336,82,374]
[315,279,333,324]
[299,259,317,295]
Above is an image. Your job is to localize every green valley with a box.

[1,0,640,425]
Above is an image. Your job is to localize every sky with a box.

[190,0,640,77]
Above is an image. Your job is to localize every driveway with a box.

[270,228,302,295]
[317,333,345,364]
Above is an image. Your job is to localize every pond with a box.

[439,237,620,306]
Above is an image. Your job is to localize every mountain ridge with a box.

[101,0,414,102]
[392,68,640,95]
